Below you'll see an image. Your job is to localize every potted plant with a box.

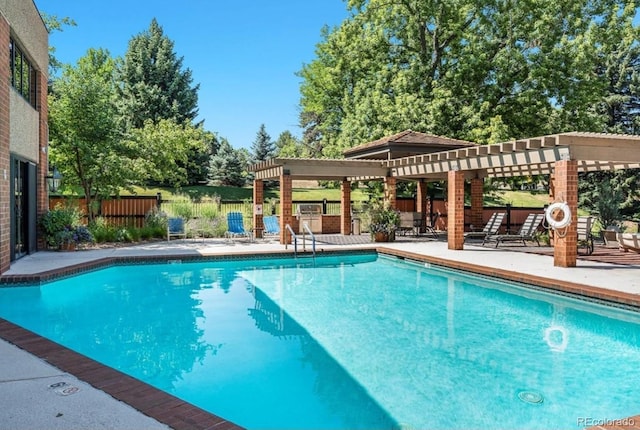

[367,200,400,242]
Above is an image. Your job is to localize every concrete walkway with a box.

[1,236,639,429]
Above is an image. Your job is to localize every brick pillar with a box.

[548,173,555,245]
[416,180,428,232]
[470,177,484,231]
[340,180,351,235]
[447,170,465,250]
[279,173,293,244]
[0,16,10,274]
[384,177,397,209]
[552,160,578,267]
[253,179,264,239]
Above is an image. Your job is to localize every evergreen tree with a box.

[118,18,199,130]
[208,139,246,187]
[251,124,276,162]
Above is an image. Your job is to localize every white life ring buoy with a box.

[546,202,571,230]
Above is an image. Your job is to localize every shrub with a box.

[39,204,92,248]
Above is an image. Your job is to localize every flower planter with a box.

[59,242,77,252]
[374,232,391,242]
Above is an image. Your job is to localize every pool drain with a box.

[518,390,544,404]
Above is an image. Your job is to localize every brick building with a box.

[0,0,48,273]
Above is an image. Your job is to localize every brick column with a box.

[384,177,397,209]
[416,180,428,232]
[0,16,10,273]
[279,173,293,244]
[447,170,465,250]
[552,160,578,267]
[253,179,264,239]
[470,177,484,231]
[340,180,351,235]
[548,173,555,245]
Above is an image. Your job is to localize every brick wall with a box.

[0,16,10,273]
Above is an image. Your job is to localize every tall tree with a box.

[49,49,208,221]
[298,0,636,155]
[118,18,199,130]
[48,48,131,221]
[251,124,276,162]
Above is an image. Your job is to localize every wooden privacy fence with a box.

[49,196,161,228]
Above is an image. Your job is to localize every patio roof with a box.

[250,158,388,180]
[250,132,640,181]
[343,129,477,160]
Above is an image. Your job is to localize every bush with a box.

[39,204,92,248]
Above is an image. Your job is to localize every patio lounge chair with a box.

[488,213,545,248]
[263,215,280,236]
[617,233,640,253]
[225,212,252,241]
[167,217,187,241]
[464,212,506,244]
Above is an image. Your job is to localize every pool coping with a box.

[1,247,640,430]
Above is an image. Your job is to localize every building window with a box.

[9,38,36,107]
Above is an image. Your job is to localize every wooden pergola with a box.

[249,131,640,267]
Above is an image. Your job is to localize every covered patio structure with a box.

[250,131,640,268]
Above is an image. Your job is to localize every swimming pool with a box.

[0,252,639,429]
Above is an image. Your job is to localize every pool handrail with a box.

[301,222,316,258]
[285,224,297,257]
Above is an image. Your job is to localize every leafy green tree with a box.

[208,139,246,187]
[126,119,209,187]
[48,48,132,221]
[298,0,635,156]
[118,18,199,130]
[49,49,208,221]
[39,13,77,77]
[275,130,304,157]
[251,124,276,162]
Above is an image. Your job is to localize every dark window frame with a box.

[9,37,36,107]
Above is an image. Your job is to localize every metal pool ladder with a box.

[285,223,316,259]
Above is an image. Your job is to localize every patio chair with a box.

[463,212,506,244]
[617,233,640,253]
[424,212,440,239]
[225,212,252,241]
[167,217,187,241]
[263,215,280,236]
[488,213,545,248]
[577,216,594,255]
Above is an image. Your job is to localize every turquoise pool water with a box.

[1,253,639,429]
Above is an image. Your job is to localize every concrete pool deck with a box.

[1,236,640,429]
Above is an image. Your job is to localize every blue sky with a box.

[35,0,349,149]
